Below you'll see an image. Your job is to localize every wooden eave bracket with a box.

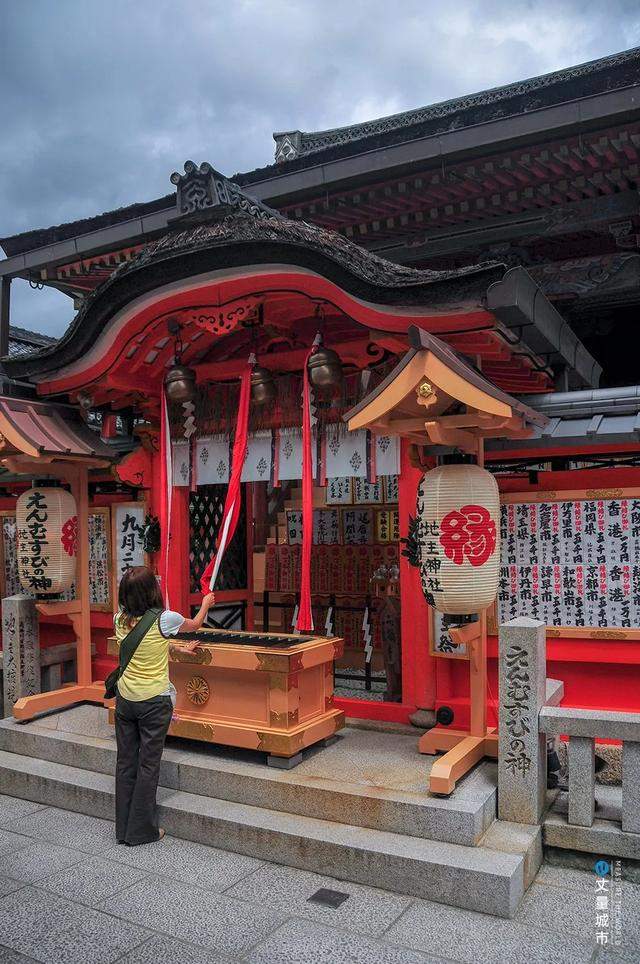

[424,413,532,452]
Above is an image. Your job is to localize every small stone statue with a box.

[371,564,402,702]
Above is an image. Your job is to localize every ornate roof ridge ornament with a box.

[169,161,283,224]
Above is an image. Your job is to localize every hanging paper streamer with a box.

[296,340,318,632]
[196,436,230,485]
[241,431,274,482]
[200,356,254,593]
[182,400,196,439]
[172,441,190,487]
[160,383,173,607]
[277,428,317,481]
[362,605,372,663]
[324,605,334,636]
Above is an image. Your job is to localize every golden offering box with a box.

[107,627,345,762]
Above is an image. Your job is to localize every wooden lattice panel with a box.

[189,485,247,593]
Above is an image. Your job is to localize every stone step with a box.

[0,747,526,918]
[0,716,495,846]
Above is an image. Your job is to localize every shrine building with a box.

[1,45,640,732]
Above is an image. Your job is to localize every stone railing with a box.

[538,706,640,833]
[497,616,639,853]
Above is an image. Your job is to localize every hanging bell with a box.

[165,364,197,403]
[308,345,344,388]
[250,365,277,405]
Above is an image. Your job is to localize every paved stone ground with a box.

[0,794,637,963]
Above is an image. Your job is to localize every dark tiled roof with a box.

[7,326,58,357]
[1,46,638,259]
[2,206,503,380]
[274,46,640,161]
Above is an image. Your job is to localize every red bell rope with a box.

[160,383,173,607]
[296,340,318,632]
[200,356,255,593]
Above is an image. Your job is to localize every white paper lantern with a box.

[16,487,78,594]
[416,464,500,615]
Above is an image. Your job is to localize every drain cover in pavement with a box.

[307,888,351,908]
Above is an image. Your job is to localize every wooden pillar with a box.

[398,439,435,711]
[69,463,92,685]
[245,483,254,630]
[167,486,191,615]
[470,439,487,737]
[470,609,488,737]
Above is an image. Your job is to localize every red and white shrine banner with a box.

[200,359,254,593]
[324,426,368,479]
[498,497,640,629]
[241,431,273,483]
[195,436,230,485]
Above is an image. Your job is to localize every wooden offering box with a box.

[108,628,345,763]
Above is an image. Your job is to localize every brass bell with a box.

[308,345,343,388]
[250,365,276,405]
[165,364,197,403]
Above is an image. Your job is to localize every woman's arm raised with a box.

[171,593,216,651]
[180,592,217,634]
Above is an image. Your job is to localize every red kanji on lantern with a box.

[439,504,496,568]
[61,516,78,557]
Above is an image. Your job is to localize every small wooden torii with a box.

[346,326,547,794]
[0,396,115,720]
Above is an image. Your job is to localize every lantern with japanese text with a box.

[16,487,77,594]
[415,463,500,615]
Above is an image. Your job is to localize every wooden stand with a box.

[418,613,497,794]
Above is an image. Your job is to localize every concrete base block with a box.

[0,711,497,846]
[267,752,303,770]
[0,747,525,918]
[544,811,640,861]
[481,820,543,889]
[622,741,640,834]
[568,736,595,827]
[41,664,63,692]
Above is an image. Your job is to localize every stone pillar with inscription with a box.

[2,595,40,717]
[498,617,546,825]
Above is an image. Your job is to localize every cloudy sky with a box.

[1,0,639,337]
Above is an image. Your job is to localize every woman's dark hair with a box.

[118,566,163,621]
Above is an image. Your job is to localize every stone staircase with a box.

[0,707,541,918]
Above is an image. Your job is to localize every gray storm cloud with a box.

[1,0,638,335]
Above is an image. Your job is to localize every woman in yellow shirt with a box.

[114,566,215,845]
